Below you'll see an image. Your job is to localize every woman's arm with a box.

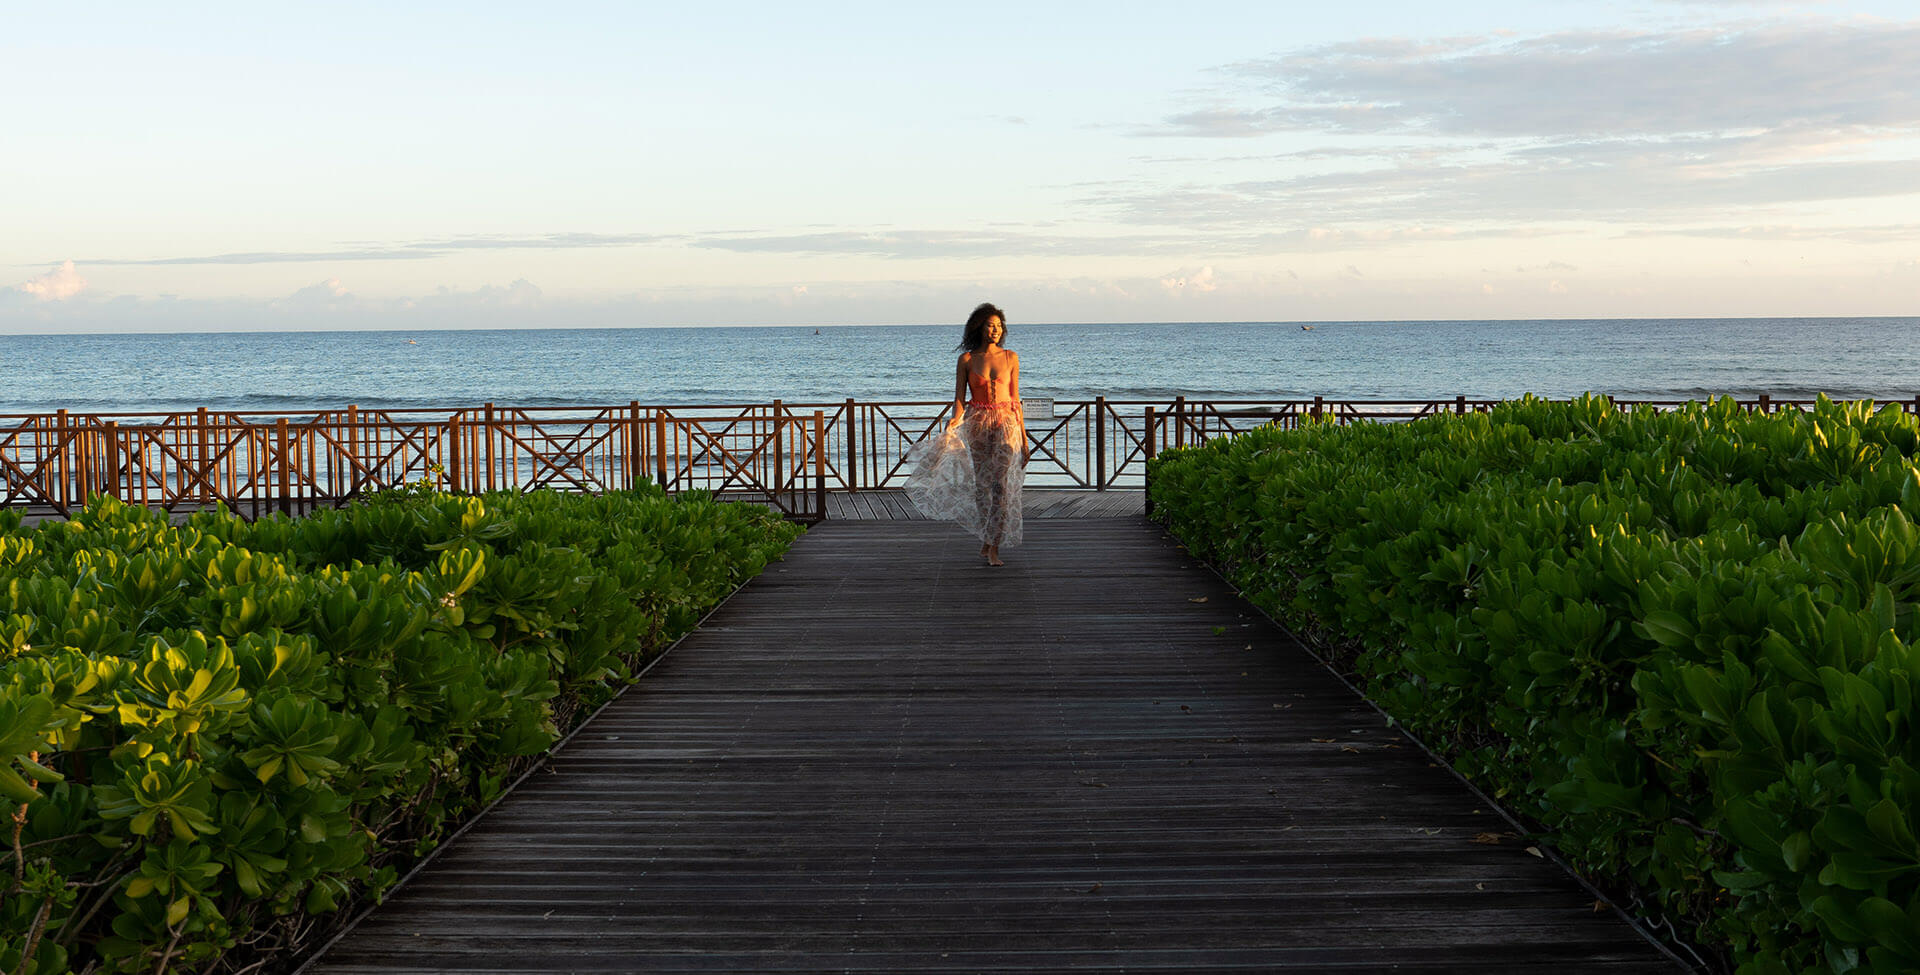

[948,353,969,432]
[1009,352,1028,462]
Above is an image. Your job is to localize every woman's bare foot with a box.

[986,545,1004,566]
[980,543,991,560]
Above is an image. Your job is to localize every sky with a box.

[3,0,1917,332]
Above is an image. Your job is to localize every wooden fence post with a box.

[80,420,94,504]
[103,421,121,503]
[654,412,670,491]
[487,403,499,492]
[844,397,857,492]
[1455,394,1466,415]
[1143,406,1157,519]
[302,417,317,508]
[446,415,462,494]
[275,418,291,516]
[228,416,241,503]
[771,399,784,496]
[1174,396,1187,449]
[1312,395,1324,422]
[814,410,827,521]
[626,401,640,491]
[346,405,360,495]
[1095,395,1107,491]
[54,409,70,511]
[1757,393,1771,414]
[194,407,210,502]
[78,417,93,505]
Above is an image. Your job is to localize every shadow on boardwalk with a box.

[303,518,1686,974]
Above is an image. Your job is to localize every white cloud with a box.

[698,228,1205,259]
[290,277,350,301]
[1090,148,1920,229]
[1158,266,1219,294]
[79,232,675,266]
[1124,19,1920,235]
[1624,223,1920,242]
[425,278,543,308]
[240,277,548,324]
[275,277,358,315]
[501,279,542,307]
[61,222,1580,275]
[15,261,87,301]
[1169,22,1920,140]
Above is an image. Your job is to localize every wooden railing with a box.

[0,404,829,522]
[4,395,1911,520]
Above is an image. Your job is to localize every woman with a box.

[904,303,1027,565]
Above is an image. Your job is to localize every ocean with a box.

[2,317,1916,415]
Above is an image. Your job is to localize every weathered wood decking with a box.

[303,516,1686,974]
[826,488,1144,520]
[7,489,1141,526]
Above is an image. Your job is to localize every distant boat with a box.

[1300,325,1315,331]
[406,339,418,345]
[814,329,821,335]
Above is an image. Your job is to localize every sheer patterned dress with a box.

[904,371,1025,548]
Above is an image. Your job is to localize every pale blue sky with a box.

[4,0,1917,331]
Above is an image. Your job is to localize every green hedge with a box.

[0,486,802,973]
[1148,395,1920,975]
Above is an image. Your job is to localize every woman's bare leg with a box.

[982,479,1007,565]
[968,419,1016,566]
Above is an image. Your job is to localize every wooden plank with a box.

[302,520,1682,974]
[824,489,1145,522]
[886,490,923,520]
[824,493,851,519]
[1041,491,1089,518]
[828,491,869,520]
[1024,490,1063,517]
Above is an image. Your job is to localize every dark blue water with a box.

[2,318,1915,414]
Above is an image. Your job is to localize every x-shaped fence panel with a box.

[653,407,826,521]
[474,408,633,496]
[0,415,75,513]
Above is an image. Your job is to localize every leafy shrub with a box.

[0,486,801,973]
[1149,395,1920,975]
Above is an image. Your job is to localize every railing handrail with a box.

[10,391,1913,421]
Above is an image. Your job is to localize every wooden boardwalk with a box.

[826,488,1142,521]
[8,489,1140,527]
[302,518,1685,974]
